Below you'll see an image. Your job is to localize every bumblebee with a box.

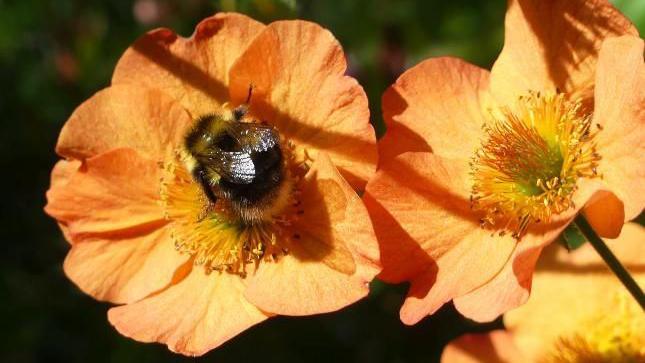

[182,95,291,224]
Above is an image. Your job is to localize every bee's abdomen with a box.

[219,146,284,206]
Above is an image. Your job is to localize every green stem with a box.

[574,215,645,310]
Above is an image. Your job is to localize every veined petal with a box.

[45,148,166,240]
[453,243,543,324]
[49,159,81,243]
[229,20,376,190]
[50,159,81,189]
[364,152,516,325]
[244,153,380,315]
[586,35,645,237]
[453,178,605,322]
[112,13,265,117]
[64,226,189,304]
[56,85,192,161]
[490,0,637,105]
[108,269,271,356]
[380,57,490,164]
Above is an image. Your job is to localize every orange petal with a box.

[229,20,376,190]
[292,178,356,276]
[50,159,81,189]
[452,243,542,323]
[503,222,645,362]
[380,57,489,164]
[587,35,645,236]
[56,85,192,161]
[244,153,380,315]
[49,159,81,242]
[582,190,624,238]
[108,269,270,356]
[490,0,637,104]
[64,226,189,304]
[45,148,166,240]
[453,179,605,322]
[364,152,516,325]
[112,13,265,117]
[440,331,525,363]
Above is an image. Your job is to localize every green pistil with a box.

[516,145,564,197]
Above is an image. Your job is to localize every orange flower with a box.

[45,13,379,356]
[366,0,644,324]
[441,223,645,363]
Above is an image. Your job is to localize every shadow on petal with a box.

[128,27,229,105]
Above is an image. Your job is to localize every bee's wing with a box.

[197,149,256,184]
[227,122,280,153]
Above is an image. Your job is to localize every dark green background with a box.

[1,0,642,362]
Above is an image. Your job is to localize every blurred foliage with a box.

[560,223,587,251]
[0,0,642,362]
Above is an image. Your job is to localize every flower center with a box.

[160,138,308,276]
[544,293,645,363]
[471,92,600,238]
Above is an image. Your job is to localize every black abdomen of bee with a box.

[219,146,283,206]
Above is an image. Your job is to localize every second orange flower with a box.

[366,0,644,325]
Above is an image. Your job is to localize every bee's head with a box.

[232,84,255,121]
[232,104,249,121]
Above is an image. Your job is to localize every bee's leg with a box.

[194,169,218,221]
[193,166,218,205]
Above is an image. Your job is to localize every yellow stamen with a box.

[471,92,600,238]
[543,293,645,363]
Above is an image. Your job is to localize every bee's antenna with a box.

[245,84,254,104]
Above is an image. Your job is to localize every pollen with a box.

[470,92,601,238]
[544,293,645,363]
[159,141,306,276]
